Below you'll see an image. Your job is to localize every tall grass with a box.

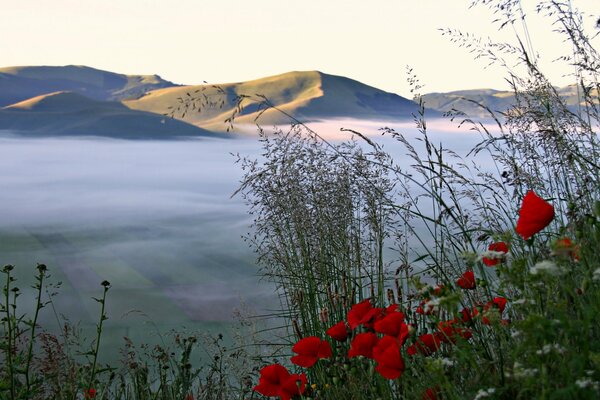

[234,1,600,399]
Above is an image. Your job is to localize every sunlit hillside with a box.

[124,70,423,132]
[0,65,177,106]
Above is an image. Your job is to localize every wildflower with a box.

[185,394,194,400]
[290,337,332,368]
[456,270,476,290]
[372,336,405,379]
[440,358,456,367]
[347,299,382,330]
[348,332,378,359]
[420,297,441,314]
[512,362,538,379]
[515,190,555,240]
[407,333,442,356]
[535,343,566,355]
[575,378,599,389]
[84,389,97,399]
[552,237,580,260]
[436,319,472,343]
[481,297,507,325]
[482,242,509,266]
[460,307,479,323]
[385,303,402,313]
[474,388,496,399]
[416,300,433,315]
[530,260,561,276]
[492,297,507,313]
[422,386,441,400]
[326,321,349,342]
[374,311,410,344]
[254,364,307,400]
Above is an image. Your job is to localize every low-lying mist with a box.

[0,119,489,348]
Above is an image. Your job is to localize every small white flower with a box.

[474,388,496,400]
[511,330,522,338]
[424,297,442,312]
[530,260,561,276]
[513,362,538,379]
[535,343,565,355]
[440,358,455,367]
[513,298,527,305]
[575,377,599,389]
[479,250,507,262]
[593,268,600,282]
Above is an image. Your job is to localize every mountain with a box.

[124,71,424,131]
[422,85,596,118]
[0,65,177,107]
[0,91,219,139]
[422,89,516,118]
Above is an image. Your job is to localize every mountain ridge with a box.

[1,64,589,138]
[124,70,425,131]
[0,91,220,139]
[0,65,177,107]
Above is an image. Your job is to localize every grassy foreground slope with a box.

[0,91,219,139]
[124,70,423,131]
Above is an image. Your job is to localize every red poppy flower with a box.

[482,297,508,324]
[372,336,405,379]
[347,299,383,330]
[326,321,349,342]
[385,304,401,313]
[492,297,507,313]
[460,307,479,323]
[374,311,409,344]
[433,285,444,296]
[185,395,194,400]
[407,333,442,356]
[290,336,332,368]
[554,237,580,260]
[436,320,473,343]
[482,241,509,266]
[279,373,307,400]
[348,332,379,359]
[416,300,435,315]
[84,389,97,399]
[456,270,476,290]
[515,191,555,240]
[254,364,307,400]
[422,387,441,400]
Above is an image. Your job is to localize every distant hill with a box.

[422,89,516,118]
[0,91,219,139]
[124,71,425,131]
[3,64,591,137]
[422,85,596,118]
[0,65,177,107]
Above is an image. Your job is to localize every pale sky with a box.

[2,0,598,96]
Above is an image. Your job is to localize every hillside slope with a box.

[422,85,596,117]
[0,91,219,139]
[124,71,423,131]
[0,65,177,106]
